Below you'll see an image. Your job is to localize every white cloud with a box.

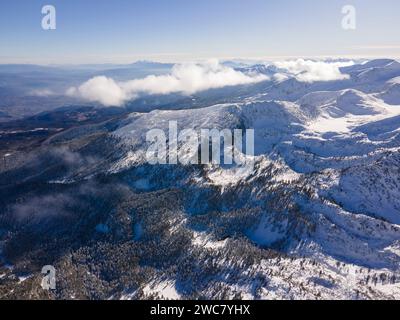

[273,73,290,83]
[67,60,268,106]
[274,59,353,83]
[29,89,55,97]
[67,76,129,106]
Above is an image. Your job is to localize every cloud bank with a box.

[68,61,268,106]
[274,59,353,83]
[29,89,55,97]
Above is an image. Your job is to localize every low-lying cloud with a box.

[67,61,268,106]
[11,194,74,222]
[29,88,55,97]
[274,59,354,83]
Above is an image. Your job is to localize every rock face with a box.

[1,59,400,300]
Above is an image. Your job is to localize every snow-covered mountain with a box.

[1,59,400,300]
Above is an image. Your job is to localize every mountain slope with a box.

[1,59,400,300]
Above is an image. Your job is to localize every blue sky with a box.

[0,0,399,64]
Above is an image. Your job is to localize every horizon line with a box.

[0,55,399,67]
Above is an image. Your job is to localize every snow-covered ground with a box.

[107,59,400,299]
[3,59,400,300]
